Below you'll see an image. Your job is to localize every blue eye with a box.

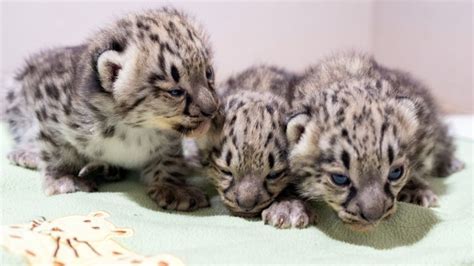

[168,88,185,97]
[331,174,351,186]
[388,166,404,181]
[266,170,286,180]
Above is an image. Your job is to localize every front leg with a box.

[262,198,315,229]
[38,138,97,195]
[398,176,438,207]
[142,156,209,211]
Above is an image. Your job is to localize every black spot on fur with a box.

[6,91,14,101]
[45,84,60,100]
[34,88,43,99]
[111,40,126,53]
[319,153,335,164]
[183,94,192,116]
[136,21,150,31]
[388,145,394,165]
[102,126,115,138]
[229,115,237,126]
[148,73,166,84]
[149,34,160,43]
[264,132,273,147]
[126,96,147,113]
[171,65,180,83]
[376,80,382,89]
[63,105,71,116]
[341,128,348,137]
[158,54,166,73]
[341,150,350,169]
[342,186,357,209]
[268,153,275,168]
[225,151,233,166]
[38,131,58,147]
[265,105,274,114]
[50,114,58,123]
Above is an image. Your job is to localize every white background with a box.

[1,0,472,113]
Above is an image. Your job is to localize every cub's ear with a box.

[286,111,311,148]
[97,50,123,92]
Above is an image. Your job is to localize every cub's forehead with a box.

[220,92,288,152]
[108,9,211,67]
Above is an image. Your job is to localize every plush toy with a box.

[0,211,184,266]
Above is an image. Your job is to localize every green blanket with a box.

[1,123,472,265]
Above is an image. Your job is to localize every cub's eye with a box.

[330,173,351,186]
[266,169,286,180]
[168,88,185,97]
[205,67,214,80]
[388,166,404,181]
[220,169,233,177]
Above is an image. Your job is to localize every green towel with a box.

[1,123,472,265]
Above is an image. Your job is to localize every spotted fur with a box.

[5,8,218,211]
[197,65,298,217]
[287,52,463,230]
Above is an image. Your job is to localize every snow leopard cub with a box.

[287,52,464,231]
[197,66,315,228]
[5,8,219,211]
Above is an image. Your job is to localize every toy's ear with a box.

[97,50,124,92]
[111,227,133,237]
[88,211,110,219]
[286,111,311,148]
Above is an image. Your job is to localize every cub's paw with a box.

[262,199,315,229]
[7,149,38,169]
[43,174,98,196]
[78,162,124,182]
[148,181,209,211]
[398,187,439,208]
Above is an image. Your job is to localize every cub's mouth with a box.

[230,210,260,218]
[338,206,397,232]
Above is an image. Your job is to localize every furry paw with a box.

[148,182,209,211]
[43,174,98,196]
[398,187,439,207]
[262,199,315,229]
[7,149,38,169]
[78,162,124,182]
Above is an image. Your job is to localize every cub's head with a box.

[83,8,218,137]
[200,91,291,217]
[288,80,420,230]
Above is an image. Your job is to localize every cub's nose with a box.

[236,178,260,211]
[236,196,258,211]
[196,87,219,118]
[359,203,385,222]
